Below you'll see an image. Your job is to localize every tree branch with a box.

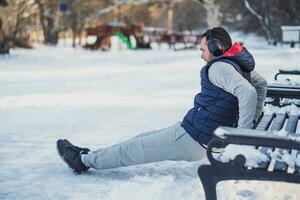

[96,0,182,17]
[243,0,262,20]
[242,0,272,43]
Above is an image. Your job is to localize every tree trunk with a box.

[167,2,174,34]
[35,0,60,45]
[12,2,21,41]
[71,13,77,48]
[203,0,221,28]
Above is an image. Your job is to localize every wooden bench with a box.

[198,85,300,200]
[274,69,300,81]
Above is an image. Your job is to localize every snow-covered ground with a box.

[1,38,300,200]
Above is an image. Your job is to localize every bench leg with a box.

[198,165,218,200]
[198,156,247,199]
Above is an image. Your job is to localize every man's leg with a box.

[81,122,206,170]
[91,126,167,154]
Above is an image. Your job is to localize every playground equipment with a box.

[84,23,199,51]
[113,31,133,49]
[84,23,149,50]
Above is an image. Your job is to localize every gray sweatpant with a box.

[81,122,206,170]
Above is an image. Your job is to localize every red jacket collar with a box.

[223,42,243,57]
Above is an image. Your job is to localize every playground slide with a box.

[113,31,134,50]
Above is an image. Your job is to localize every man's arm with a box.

[249,71,268,121]
[208,62,257,128]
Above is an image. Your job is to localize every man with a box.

[57,27,267,175]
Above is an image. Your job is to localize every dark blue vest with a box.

[182,58,249,145]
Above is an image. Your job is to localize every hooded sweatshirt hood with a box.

[222,42,255,73]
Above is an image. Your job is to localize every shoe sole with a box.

[56,140,80,175]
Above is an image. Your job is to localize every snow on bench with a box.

[198,104,300,200]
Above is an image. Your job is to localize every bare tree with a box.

[241,0,300,43]
[0,0,8,31]
[242,0,273,43]
[95,0,173,17]
[35,0,62,44]
[203,0,220,28]
[0,0,36,47]
[174,0,206,31]
[0,0,8,48]
[12,0,36,41]
[83,0,183,35]
[196,0,221,28]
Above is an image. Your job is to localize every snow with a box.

[214,127,230,137]
[264,104,279,115]
[1,38,300,199]
[216,144,270,168]
[264,104,300,116]
[216,131,300,169]
[214,104,300,172]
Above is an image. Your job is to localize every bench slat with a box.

[270,114,287,131]
[285,115,299,133]
[258,114,287,169]
[294,121,300,172]
[273,115,298,171]
[255,114,274,130]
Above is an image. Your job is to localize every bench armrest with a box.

[267,85,300,99]
[275,69,300,80]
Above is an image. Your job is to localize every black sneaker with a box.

[56,139,90,175]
